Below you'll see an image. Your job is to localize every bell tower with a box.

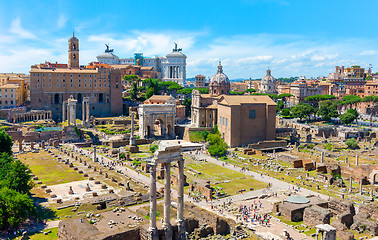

[68,33,79,69]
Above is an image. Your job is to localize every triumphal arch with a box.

[138,104,176,139]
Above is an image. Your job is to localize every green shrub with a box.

[149,144,158,153]
[345,138,359,149]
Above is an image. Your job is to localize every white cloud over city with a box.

[1,23,378,79]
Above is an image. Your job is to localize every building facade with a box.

[217,95,276,147]
[30,34,123,121]
[97,44,187,85]
[194,74,206,88]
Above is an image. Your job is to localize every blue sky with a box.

[1,0,378,79]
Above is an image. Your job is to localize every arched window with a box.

[73,54,76,60]
[99,93,104,103]
[73,44,76,50]
[54,94,59,104]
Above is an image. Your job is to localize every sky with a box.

[1,0,378,79]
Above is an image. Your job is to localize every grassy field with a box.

[187,161,266,195]
[12,227,58,240]
[18,151,85,185]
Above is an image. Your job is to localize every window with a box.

[57,74,60,77]
[249,110,256,118]
[226,118,228,127]
[10,100,13,104]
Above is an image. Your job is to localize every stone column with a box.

[163,162,172,240]
[70,100,77,126]
[349,176,353,194]
[82,100,86,124]
[93,145,97,162]
[147,164,158,240]
[321,152,324,163]
[19,141,22,153]
[129,112,135,146]
[67,101,71,126]
[356,155,359,166]
[62,101,66,122]
[360,178,363,195]
[41,141,45,149]
[345,157,348,164]
[86,98,90,123]
[177,160,186,240]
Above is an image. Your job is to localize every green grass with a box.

[189,131,205,142]
[18,151,85,185]
[12,227,58,240]
[187,162,266,195]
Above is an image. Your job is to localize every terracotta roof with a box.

[218,95,277,106]
[30,68,98,73]
[146,95,174,102]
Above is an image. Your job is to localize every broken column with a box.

[360,178,363,195]
[356,154,359,166]
[19,141,22,153]
[93,145,97,162]
[349,176,353,194]
[147,163,158,240]
[321,152,324,163]
[129,112,135,146]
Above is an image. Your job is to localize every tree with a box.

[291,103,316,121]
[0,153,33,194]
[206,134,227,157]
[345,138,359,149]
[305,95,336,108]
[342,95,361,109]
[0,187,35,229]
[318,100,339,121]
[145,87,155,99]
[201,130,209,140]
[245,88,256,94]
[280,108,291,118]
[340,112,356,125]
[276,100,284,112]
[183,98,191,117]
[0,130,12,155]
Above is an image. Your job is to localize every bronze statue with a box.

[105,44,114,53]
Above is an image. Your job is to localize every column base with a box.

[163,223,173,240]
[177,219,186,240]
[147,226,158,240]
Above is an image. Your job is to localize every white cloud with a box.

[9,18,36,39]
[57,14,68,29]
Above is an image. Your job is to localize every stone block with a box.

[303,205,331,228]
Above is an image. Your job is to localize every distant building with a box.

[365,81,378,96]
[97,43,187,86]
[259,69,276,94]
[0,73,30,105]
[30,34,123,121]
[231,82,248,92]
[0,84,23,107]
[209,62,230,96]
[194,74,207,88]
[289,78,322,105]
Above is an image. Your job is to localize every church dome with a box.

[262,69,275,83]
[210,62,229,84]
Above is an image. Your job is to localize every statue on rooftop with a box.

[173,42,182,52]
[105,44,114,53]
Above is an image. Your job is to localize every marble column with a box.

[356,155,359,166]
[349,176,353,194]
[147,164,158,240]
[67,101,71,126]
[163,162,172,240]
[62,101,66,122]
[70,100,77,126]
[129,112,135,146]
[86,99,90,123]
[321,152,324,163]
[345,157,348,164]
[177,160,186,240]
[19,141,22,153]
[93,145,97,162]
[82,100,86,124]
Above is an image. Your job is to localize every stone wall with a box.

[303,205,331,228]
